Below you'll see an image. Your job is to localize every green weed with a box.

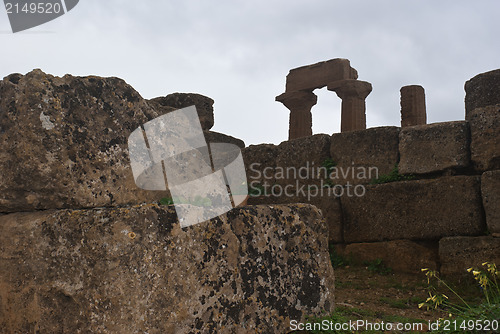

[370,164,414,184]
[364,258,393,275]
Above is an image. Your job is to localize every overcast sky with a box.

[1,1,499,145]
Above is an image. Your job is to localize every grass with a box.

[370,163,415,184]
[159,197,174,205]
[328,243,350,269]
[298,245,499,333]
[364,258,393,275]
[248,183,267,197]
[378,296,423,310]
[321,158,337,188]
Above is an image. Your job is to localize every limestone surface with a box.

[284,58,357,92]
[0,70,169,213]
[204,130,245,149]
[341,240,438,273]
[149,93,215,131]
[399,121,471,175]
[465,69,500,117]
[468,105,500,171]
[330,127,400,184]
[341,176,485,243]
[481,170,500,236]
[439,236,500,275]
[242,143,279,186]
[0,204,335,334]
[275,134,332,188]
[248,193,343,244]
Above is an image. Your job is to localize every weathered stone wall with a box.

[0,204,334,333]
[0,70,335,333]
[244,69,500,275]
[0,66,498,333]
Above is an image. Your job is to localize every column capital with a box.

[276,90,318,110]
[327,79,372,100]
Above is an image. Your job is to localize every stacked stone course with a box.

[246,68,500,275]
[0,70,334,333]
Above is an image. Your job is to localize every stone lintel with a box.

[284,58,358,92]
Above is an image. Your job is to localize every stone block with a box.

[242,143,279,186]
[439,236,500,275]
[468,106,500,171]
[0,204,334,333]
[482,170,500,236]
[0,70,169,213]
[204,131,245,149]
[342,240,438,273]
[465,69,500,117]
[275,134,332,189]
[330,127,400,184]
[341,176,485,243]
[399,121,471,174]
[284,58,357,92]
[248,193,343,243]
[149,92,215,131]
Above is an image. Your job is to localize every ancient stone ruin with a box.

[276,58,372,139]
[0,63,499,333]
[0,70,333,333]
[246,67,500,274]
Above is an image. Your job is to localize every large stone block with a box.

[275,134,332,188]
[0,204,334,333]
[242,143,279,186]
[468,105,500,171]
[248,193,343,243]
[149,92,215,131]
[0,70,169,213]
[399,121,471,174]
[204,130,245,149]
[330,127,400,184]
[439,236,500,275]
[482,170,500,236]
[465,69,500,117]
[342,240,438,273]
[341,176,485,243]
[284,58,357,92]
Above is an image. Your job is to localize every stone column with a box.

[328,80,372,132]
[400,85,426,127]
[276,91,317,140]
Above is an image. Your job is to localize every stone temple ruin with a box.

[248,62,499,277]
[0,61,499,333]
[276,59,373,138]
[276,59,429,138]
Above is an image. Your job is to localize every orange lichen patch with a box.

[128,231,136,240]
